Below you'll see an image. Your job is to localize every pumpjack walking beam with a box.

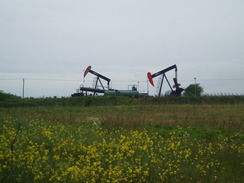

[150,64,177,80]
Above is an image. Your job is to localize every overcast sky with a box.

[1,0,244,97]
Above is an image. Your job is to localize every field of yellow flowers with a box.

[0,104,243,182]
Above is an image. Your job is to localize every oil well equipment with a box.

[72,66,146,97]
[147,64,184,97]
[72,65,183,97]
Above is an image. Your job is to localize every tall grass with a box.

[0,103,243,182]
[3,104,241,132]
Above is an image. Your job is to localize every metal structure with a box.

[82,66,111,96]
[104,85,140,98]
[72,64,183,98]
[147,64,184,97]
[72,66,147,97]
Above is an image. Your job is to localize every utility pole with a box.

[194,77,196,97]
[147,80,149,95]
[22,78,25,98]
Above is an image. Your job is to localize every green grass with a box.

[2,104,242,131]
[1,91,244,107]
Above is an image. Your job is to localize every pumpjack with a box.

[147,64,184,97]
[79,66,111,96]
[72,64,183,97]
[72,66,144,97]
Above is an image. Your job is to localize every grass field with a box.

[0,102,243,182]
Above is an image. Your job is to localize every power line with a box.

[0,78,81,81]
[200,78,244,81]
[0,78,22,80]
[0,78,244,82]
[26,78,81,82]
[179,78,244,82]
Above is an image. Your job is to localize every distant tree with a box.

[183,83,203,96]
